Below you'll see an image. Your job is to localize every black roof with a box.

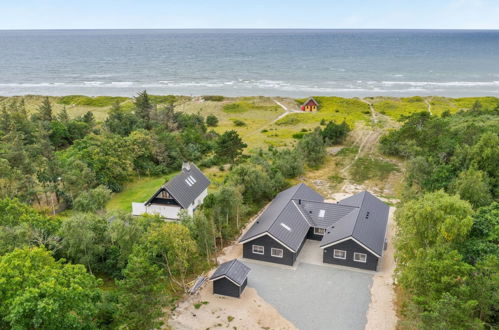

[239,184,323,252]
[239,184,389,257]
[320,191,390,257]
[146,163,210,209]
[209,259,250,286]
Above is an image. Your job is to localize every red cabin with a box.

[301,97,319,111]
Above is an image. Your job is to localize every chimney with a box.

[182,162,191,172]
[298,199,301,205]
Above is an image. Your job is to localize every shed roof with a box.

[209,259,250,286]
[146,163,210,209]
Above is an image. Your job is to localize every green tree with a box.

[115,248,165,329]
[59,213,108,273]
[182,211,216,260]
[0,247,101,329]
[134,90,153,128]
[35,97,53,122]
[227,164,273,203]
[215,130,247,163]
[395,190,474,265]
[272,149,304,179]
[144,223,198,288]
[470,132,499,197]
[73,185,112,212]
[206,114,219,127]
[449,168,492,208]
[105,101,139,136]
[298,127,326,168]
[0,198,61,255]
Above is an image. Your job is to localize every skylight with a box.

[318,209,325,218]
[280,223,291,231]
[185,179,192,186]
[189,175,197,183]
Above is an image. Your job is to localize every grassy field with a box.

[106,175,172,212]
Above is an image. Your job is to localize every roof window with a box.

[318,209,325,218]
[280,223,291,231]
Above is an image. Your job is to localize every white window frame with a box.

[271,248,284,258]
[252,245,264,255]
[353,252,367,263]
[313,227,325,235]
[333,249,347,260]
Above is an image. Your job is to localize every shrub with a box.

[58,95,128,107]
[223,103,246,113]
[202,95,224,102]
[292,132,305,139]
[233,119,246,127]
[276,116,300,126]
[206,114,219,127]
[73,185,112,212]
[350,157,399,183]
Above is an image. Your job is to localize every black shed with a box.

[209,259,250,298]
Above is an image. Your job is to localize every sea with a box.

[0,29,498,97]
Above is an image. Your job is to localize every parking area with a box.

[242,250,374,330]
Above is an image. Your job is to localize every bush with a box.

[350,157,399,183]
[73,186,112,212]
[206,114,219,127]
[292,132,305,139]
[223,103,246,113]
[202,95,224,102]
[276,116,300,126]
[233,119,246,126]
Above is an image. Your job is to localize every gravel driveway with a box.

[242,253,373,330]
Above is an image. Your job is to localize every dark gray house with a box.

[132,162,210,220]
[239,184,389,271]
[209,259,251,298]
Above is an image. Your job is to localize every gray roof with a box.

[239,183,323,251]
[320,191,389,257]
[302,97,319,106]
[146,163,210,209]
[210,259,250,286]
[240,184,389,258]
[297,200,357,228]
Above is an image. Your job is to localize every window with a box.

[318,209,325,218]
[189,175,196,183]
[252,245,264,255]
[280,223,291,231]
[354,252,367,263]
[333,249,346,259]
[271,248,283,258]
[314,227,325,235]
[185,179,192,186]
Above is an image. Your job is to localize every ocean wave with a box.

[377,81,499,87]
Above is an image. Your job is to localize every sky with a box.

[1,0,499,30]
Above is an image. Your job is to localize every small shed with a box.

[209,259,250,298]
[301,97,319,111]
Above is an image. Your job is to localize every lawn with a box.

[106,174,175,212]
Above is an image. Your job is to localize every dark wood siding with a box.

[243,235,296,266]
[213,277,241,297]
[306,227,325,241]
[323,239,379,271]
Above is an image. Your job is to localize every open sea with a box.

[0,29,498,97]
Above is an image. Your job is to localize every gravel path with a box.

[243,260,373,330]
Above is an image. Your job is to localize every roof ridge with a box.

[351,191,368,236]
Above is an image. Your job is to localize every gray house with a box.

[132,162,210,220]
[209,259,251,298]
[239,184,389,271]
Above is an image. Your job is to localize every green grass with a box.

[350,157,399,183]
[370,97,427,120]
[57,95,129,107]
[106,174,177,212]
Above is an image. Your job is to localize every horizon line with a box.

[1,27,499,31]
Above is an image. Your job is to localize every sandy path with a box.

[365,206,398,330]
[361,99,378,124]
[424,97,433,115]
